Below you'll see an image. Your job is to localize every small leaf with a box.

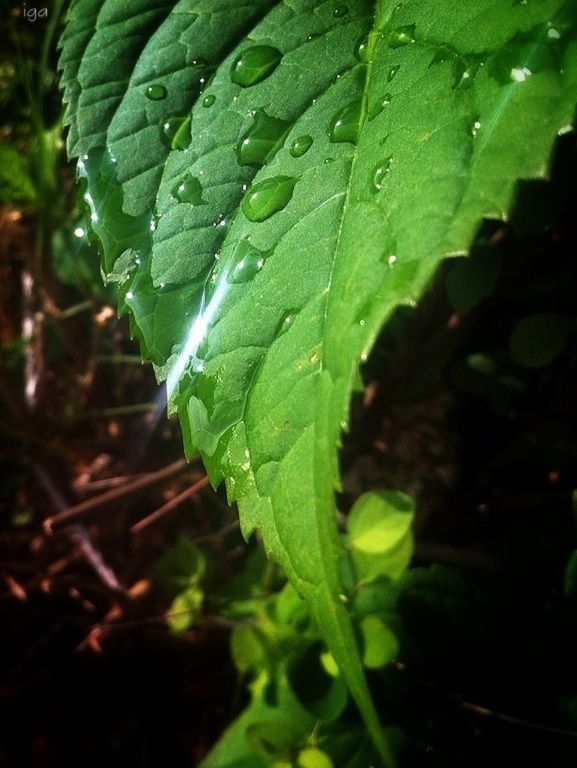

[360,615,398,669]
[246,721,295,760]
[169,584,203,633]
[297,747,334,768]
[348,490,414,582]
[287,644,348,722]
[0,146,36,204]
[231,625,268,675]
[509,312,568,368]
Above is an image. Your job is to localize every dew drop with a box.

[334,4,349,17]
[328,99,362,144]
[229,239,272,283]
[307,32,321,42]
[290,135,313,158]
[387,64,401,81]
[510,66,532,82]
[202,94,215,107]
[356,34,370,62]
[191,58,208,68]
[171,174,207,205]
[368,92,392,120]
[276,311,295,336]
[387,254,397,267]
[388,23,416,49]
[471,119,481,137]
[230,45,282,87]
[372,156,393,191]
[160,115,191,150]
[145,83,167,100]
[241,176,296,222]
[235,109,291,166]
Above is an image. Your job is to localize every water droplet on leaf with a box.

[235,109,291,166]
[510,66,532,81]
[229,239,272,283]
[334,4,349,17]
[241,176,296,222]
[290,135,313,157]
[372,156,393,191]
[328,100,362,144]
[368,93,392,120]
[387,64,401,81]
[171,174,207,205]
[230,45,282,87]
[388,24,416,49]
[356,34,370,62]
[160,115,191,150]
[276,311,295,336]
[145,84,167,100]
[202,94,215,107]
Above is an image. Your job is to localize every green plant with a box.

[58,0,577,762]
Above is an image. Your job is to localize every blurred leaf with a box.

[154,535,206,593]
[360,615,398,669]
[348,490,414,583]
[287,644,349,722]
[231,624,268,676]
[297,747,334,768]
[509,312,569,368]
[0,145,36,204]
[168,584,203,633]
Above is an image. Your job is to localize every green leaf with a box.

[169,584,204,633]
[348,490,414,582]
[60,0,577,760]
[0,145,36,205]
[297,747,335,768]
[509,312,569,368]
[360,615,398,669]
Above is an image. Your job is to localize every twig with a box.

[461,700,577,740]
[43,458,189,532]
[69,526,124,593]
[130,476,210,533]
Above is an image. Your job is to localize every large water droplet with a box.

[334,4,349,17]
[328,100,362,144]
[202,94,215,107]
[229,239,272,283]
[356,34,370,62]
[235,109,291,167]
[387,64,401,81]
[160,115,191,150]
[368,92,392,121]
[230,45,282,87]
[171,174,207,205]
[145,83,167,100]
[372,156,393,191]
[388,24,416,49]
[290,135,313,157]
[241,176,296,222]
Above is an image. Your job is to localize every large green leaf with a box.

[60,0,577,760]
